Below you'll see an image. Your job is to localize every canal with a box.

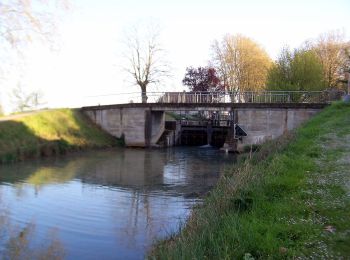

[0,147,235,259]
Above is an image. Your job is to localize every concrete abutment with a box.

[82,103,326,151]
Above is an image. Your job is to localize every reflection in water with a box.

[0,192,65,259]
[4,224,65,260]
[0,147,235,259]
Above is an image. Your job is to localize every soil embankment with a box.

[0,109,119,163]
[151,102,350,259]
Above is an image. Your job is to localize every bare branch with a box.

[122,21,170,103]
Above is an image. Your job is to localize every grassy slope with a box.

[0,109,118,163]
[151,102,350,259]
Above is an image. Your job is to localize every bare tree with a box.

[11,83,45,112]
[345,48,350,94]
[0,0,69,112]
[313,31,350,89]
[123,23,170,103]
[0,0,69,51]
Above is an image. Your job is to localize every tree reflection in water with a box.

[0,148,229,258]
[0,191,65,260]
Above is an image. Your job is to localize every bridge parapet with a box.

[82,90,344,150]
[85,90,345,106]
[156,90,344,104]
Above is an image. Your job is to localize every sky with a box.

[1,0,349,112]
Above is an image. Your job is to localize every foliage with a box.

[0,109,119,163]
[267,47,324,91]
[313,31,350,89]
[211,34,272,92]
[182,66,224,92]
[151,102,350,259]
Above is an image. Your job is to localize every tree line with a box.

[183,32,350,94]
[123,27,349,103]
[1,2,349,112]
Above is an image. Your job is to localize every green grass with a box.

[151,102,350,259]
[0,109,119,163]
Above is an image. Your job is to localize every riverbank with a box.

[0,109,119,163]
[151,102,350,259]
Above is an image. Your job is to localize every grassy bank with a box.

[151,102,350,259]
[0,109,119,163]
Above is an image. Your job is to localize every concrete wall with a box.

[84,107,165,147]
[236,108,320,151]
[151,111,165,144]
[83,103,324,149]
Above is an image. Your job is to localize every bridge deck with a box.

[82,102,329,111]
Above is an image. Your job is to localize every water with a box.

[0,147,235,259]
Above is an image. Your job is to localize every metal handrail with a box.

[152,90,345,104]
[84,90,346,105]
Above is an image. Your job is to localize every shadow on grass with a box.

[0,109,120,164]
[0,120,71,164]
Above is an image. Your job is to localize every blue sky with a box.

[2,0,349,111]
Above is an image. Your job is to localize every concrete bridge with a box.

[82,91,343,152]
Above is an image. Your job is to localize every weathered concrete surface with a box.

[83,107,165,147]
[82,103,326,149]
[236,108,320,151]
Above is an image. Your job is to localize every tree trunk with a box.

[141,85,148,103]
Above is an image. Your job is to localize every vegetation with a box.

[0,0,69,50]
[11,84,45,112]
[211,34,272,92]
[151,102,350,259]
[0,108,119,163]
[0,0,70,115]
[267,31,350,92]
[182,67,223,92]
[123,22,170,103]
[267,47,324,91]
[313,31,350,89]
[179,31,349,94]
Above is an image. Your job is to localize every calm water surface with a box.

[0,147,235,259]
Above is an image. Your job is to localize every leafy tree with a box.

[267,47,324,91]
[211,34,272,92]
[182,67,224,92]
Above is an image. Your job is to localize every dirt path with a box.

[306,132,350,258]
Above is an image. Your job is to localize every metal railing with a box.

[180,119,233,127]
[84,90,345,106]
[151,90,344,104]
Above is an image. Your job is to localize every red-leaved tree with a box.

[182,67,224,92]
